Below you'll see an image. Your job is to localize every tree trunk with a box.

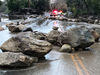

[83,0,89,13]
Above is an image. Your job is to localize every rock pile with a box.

[6,22,33,32]
[0,32,53,68]
[58,25,95,49]
[46,25,95,52]
[46,26,61,44]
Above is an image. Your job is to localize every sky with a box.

[1,0,4,1]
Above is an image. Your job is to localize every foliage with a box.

[6,0,33,12]
[0,1,2,7]
[66,0,100,16]
[32,0,50,11]
[6,0,50,13]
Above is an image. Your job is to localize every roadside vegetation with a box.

[0,0,50,14]
[66,0,100,17]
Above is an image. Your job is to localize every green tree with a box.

[34,0,50,11]
[0,1,2,7]
[6,0,31,12]
[66,0,100,16]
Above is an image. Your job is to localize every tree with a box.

[33,0,50,11]
[66,0,100,16]
[6,0,32,12]
[0,1,2,7]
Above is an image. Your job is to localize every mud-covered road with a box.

[0,17,100,75]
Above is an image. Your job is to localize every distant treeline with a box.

[0,0,50,13]
[66,0,100,16]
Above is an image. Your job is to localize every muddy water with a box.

[0,18,100,75]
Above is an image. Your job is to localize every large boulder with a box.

[0,35,52,59]
[17,32,46,40]
[8,25,26,32]
[58,25,95,49]
[33,31,47,40]
[0,52,38,67]
[46,30,61,44]
[0,26,4,31]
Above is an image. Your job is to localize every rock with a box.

[33,31,46,40]
[72,19,79,22]
[95,29,100,35]
[52,26,59,30]
[94,19,99,24]
[6,22,14,27]
[29,15,35,18]
[60,44,71,53]
[8,25,26,32]
[88,20,95,24]
[55,17,59,20]
[91,30,100,41]
[17,32,46,40]
[1,35,52,59]
[79,18,88,22]
[59,17,64,21]
[16,21,20,25]
[68,19,72,21]
[0,26,4,31]
[8,25,20,32]
[46,30,61,44]
[44,16,49,19]
[87,16,94,21]
[18,25,26,30]
[71,48,75,53]
[0,52,38,67]
[58,25,95,48]
[22,27,33,32]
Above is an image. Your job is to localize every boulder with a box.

[52,26,59,30]
[18,25,26,30]
[6,22,14,27]
[58,25,95,48]
[29,15,36,18]
[94,19,99,24]
[0,26,4,31]
[8,25,26,32]
[17,32,46,40]
[0,52,38,67]
[91,30,100,41]
[60,44,71,53]
[44,16,49,19]
[88,20,95,24]
[1,35,52,59]
[46,30,61,44]
[59,17,64,21]
[33,31,47,40]
[95,29,100,35]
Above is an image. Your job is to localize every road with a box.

[0,17,100,75]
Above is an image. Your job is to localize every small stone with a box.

[71,48,75,53]
[52,26,59,30]
[60,44,71,53]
